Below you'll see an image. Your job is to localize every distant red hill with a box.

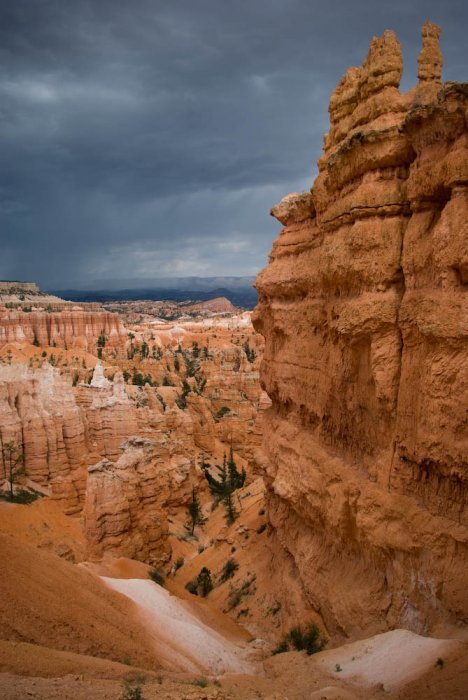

[183,296,238,313]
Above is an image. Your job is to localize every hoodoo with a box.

[253,22,467,637]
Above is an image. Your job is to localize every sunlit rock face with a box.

[0,306,127,351]
[253,22,467,638]
[84,437,190,565]
[0,306,265,564]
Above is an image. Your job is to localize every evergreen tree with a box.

[199,453,210,470]
[202,451,243,524]
[197,567,213,597]
[224,489,238,524]
[227,445,246,490]
[202,458,229,502]
[187,487,206,535]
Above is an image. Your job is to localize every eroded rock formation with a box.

[253,23,467,638]
[0,306,127,351]
[0,303,264,564]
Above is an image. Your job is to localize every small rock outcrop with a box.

[84,438,178,564]
[254,23,467,637]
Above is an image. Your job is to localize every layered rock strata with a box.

[0,364,88,492]
[253,23,467,637]
[84,438,183,564]
[0,306,126,350]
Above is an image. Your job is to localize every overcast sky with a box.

[0,0,466,289]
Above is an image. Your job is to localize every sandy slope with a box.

[308,629,464,691]
[102,577,256,674]
[0,533,158,670]
[0,499,85,561]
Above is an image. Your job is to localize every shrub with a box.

[219,558,239,583]
[273,623,327,656]
[174,557,184,572]
[242,340,256,363]
[132,371,145,386]
[0,488,41,504]
[185,578,198,595]
[197,567,213,597]
[226,575,256,610]
[192,677,208,688]
[148,568,165,586]
[272,640,289,655]
[215,406,230,420]
[257,523,267,534]
[288,623,326,655]
[122,681,143,699]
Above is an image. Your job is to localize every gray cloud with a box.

[0,0,466,287]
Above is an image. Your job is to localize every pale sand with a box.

[102,576,256,675]
[311,629,462,691]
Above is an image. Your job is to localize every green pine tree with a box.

[187,487,206,535]
[197,567,213,597]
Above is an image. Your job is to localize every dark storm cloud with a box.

[0,0,466,287]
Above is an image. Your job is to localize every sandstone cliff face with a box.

[84,438,177,564]
[0,362,200,561]
[0,307,127,351]
[253,23,467,638]
[0,364,88,492]
[0,308,263,562]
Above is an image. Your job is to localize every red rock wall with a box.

[253,23,467,638]
[0,307,127,351]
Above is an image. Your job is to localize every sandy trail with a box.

[101,576,256,675]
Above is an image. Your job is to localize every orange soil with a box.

[0,532,159,670]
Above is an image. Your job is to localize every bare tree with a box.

[1,442,25,499]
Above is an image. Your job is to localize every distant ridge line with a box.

[47,286,259,310]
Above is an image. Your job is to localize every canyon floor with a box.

[1,489,467,699]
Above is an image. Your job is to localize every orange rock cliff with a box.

[253,22,467,637]
[0,298,263,566]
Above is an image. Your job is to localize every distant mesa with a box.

[0,280,71,309]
